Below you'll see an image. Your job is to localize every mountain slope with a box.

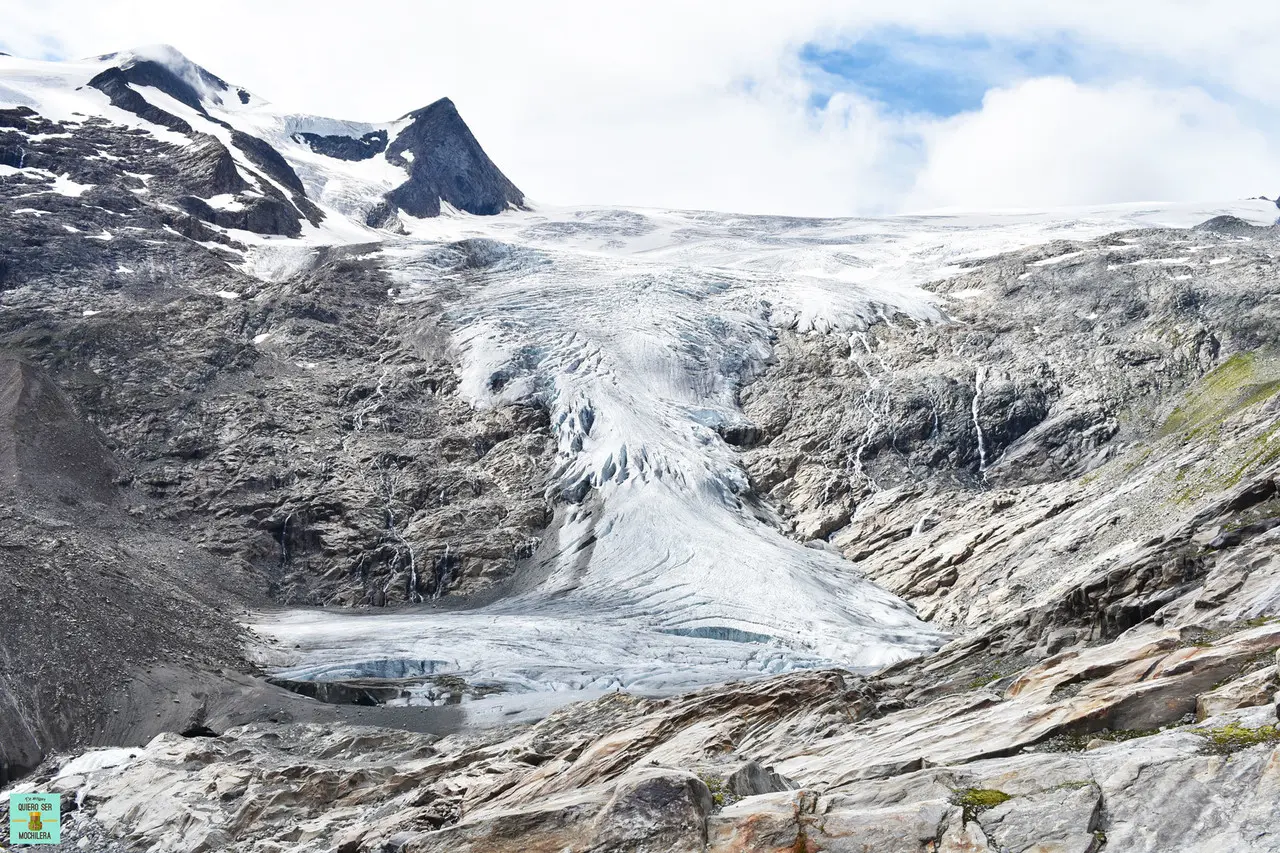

[2,47,1280,853]
[0,45,523,240]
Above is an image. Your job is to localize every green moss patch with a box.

[1145,351,1280,508]
[1224,423,1280,487]
[966,670,1008,690]
[1161,352,1280,440]
[952,788,1012,822]
[1196,721,1280,755]
[697,773,737,809]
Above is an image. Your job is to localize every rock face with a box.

[0,361,252,779]
[0,49,552,610]
[0,47,551,778]
[297,129,388,161]
[82,54,323,238]
[737,227,1280,681]
[740,228,1275,539]
[3,46,1280,853]
[11,672,1280,851]
[380,98,526,221]
[0,357,117,502]
[93,45,237,112]
[0,162,554,610]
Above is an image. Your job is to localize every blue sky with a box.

[0,32,62,61]
[797,26,1236,119]
[806,30,1015,116]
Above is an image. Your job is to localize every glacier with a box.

[6,46,1276,704]
[259,199,1278,701]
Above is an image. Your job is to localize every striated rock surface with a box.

[9,668,1280,851]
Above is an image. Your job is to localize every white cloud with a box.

[909,77,1280,210]
[0,0,1277,214]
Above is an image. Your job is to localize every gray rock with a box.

[724,761,793,797]
[979,782,1101,853]
[588,770,713,853]
[383,98,526,218]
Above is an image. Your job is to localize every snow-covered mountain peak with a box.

[90,43,261,111]
[0,46,523,237]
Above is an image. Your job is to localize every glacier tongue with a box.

[257,200,1276,699]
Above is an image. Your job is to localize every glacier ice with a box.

[258,199,1279,700]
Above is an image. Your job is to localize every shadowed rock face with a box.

[383,98,526,219]
[0,357,116,504]
[87,67,196,135]
[85,58,321,237]
[0,359,255,779]
[90,59,216,115]
[297,129,388,161]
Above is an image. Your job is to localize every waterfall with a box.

[971,367,989,473]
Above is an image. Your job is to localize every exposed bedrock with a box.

[382,98,526,219]
[21,656,1280,851]
[742,228,1270,540]
[297,128,388,161]
[741,225,1280,670]
[10,219,1280,852]
[0,244,554,607]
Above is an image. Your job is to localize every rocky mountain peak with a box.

[377,96,526,220]
[0,42,529,240]
[70,45,524,226]
[92,44,242,112]
[405,95,461,120]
